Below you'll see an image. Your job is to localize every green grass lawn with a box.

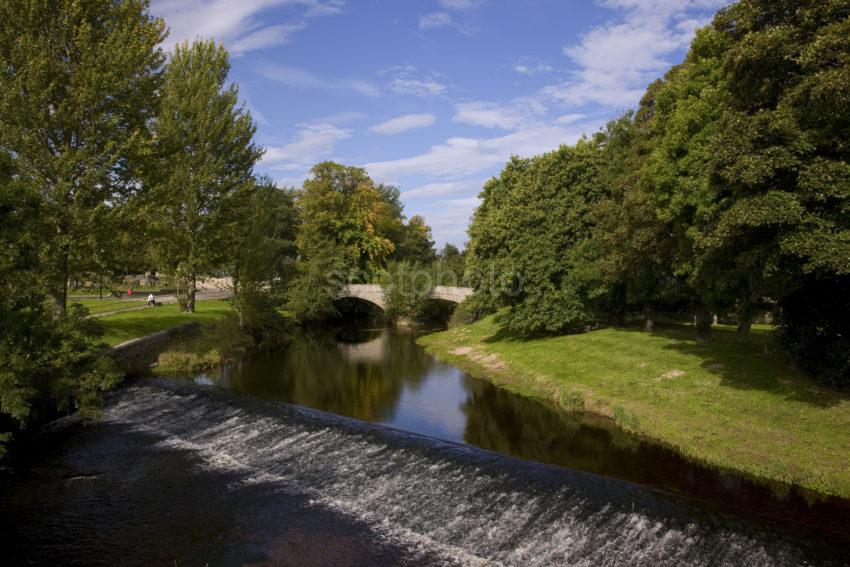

[71,297,149,315]
[97,300,234,345]
[419,315,850,499]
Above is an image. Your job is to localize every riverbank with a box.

[418,315,850,500]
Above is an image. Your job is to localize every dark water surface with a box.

[2,325,849,566]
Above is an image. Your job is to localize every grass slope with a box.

[419,315,850,499]
[97,300,234,345]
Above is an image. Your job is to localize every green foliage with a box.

[287,241,349,324]
[463,0,849,386]
[0,0,166,311]
[230,177,298,335]
[559,389,585,413]
[380,261,432,320]
[154,314,255,375]
[395,215,437,265]
[295,162,394,275]
[0,151,120,456]
[145,39,261,312]
[466,141,606,334]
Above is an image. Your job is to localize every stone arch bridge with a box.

[339,284,473,310]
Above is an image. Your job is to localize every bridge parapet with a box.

[338,284,473,310]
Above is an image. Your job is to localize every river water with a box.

[1,325,848,566]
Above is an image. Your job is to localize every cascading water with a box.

[3,378,841,566]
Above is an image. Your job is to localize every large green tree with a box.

[295,162,395,276]
[0,153,119,457]
[0,0,165,312]
[230,178,298,335]
[466,140,606,334]
[146,39,262,312]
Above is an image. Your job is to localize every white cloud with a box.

[382,66,447,97]
[262,122,351,170]
[555,113,585,125]
[413,195,481,246]
[261,64,380,97]
[418,0,481,34]
[543,0,729,107]
[419,12,455,30]
[390,77,447,97]
[152,0,345,53]
[402,179,483,198]
[365,122,588,181]
[370,113,437,135]
[437,0,482,10]
[452,98,546,130]
[513,57,554,76]
[230,21,306,53]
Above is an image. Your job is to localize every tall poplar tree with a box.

[147,40,262,312]
[0,0,166,312]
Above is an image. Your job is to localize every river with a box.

[1,325,848,566]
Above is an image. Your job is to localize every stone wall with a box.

[108,322,199,373]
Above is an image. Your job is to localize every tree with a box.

[396,215,437,265]
[466,140,606,335]
[230,178,298,336]
[295,162,394,277]
[146,39,262,312]
[0,153,119,457]
[0,0,165,312]
[433,243,467,287]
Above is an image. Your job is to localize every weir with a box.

[12,379,837,566]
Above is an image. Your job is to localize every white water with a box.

[103,381,819,566]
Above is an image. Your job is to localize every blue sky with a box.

[151,0,730,247]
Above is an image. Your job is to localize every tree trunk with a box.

[51,250,69,315]
[643,302,654,332]
[187,273,196,313]
[694,303,713,342]
[737,303,753,334]
[610,306,625,327]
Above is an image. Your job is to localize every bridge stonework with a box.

[338,284,473,310]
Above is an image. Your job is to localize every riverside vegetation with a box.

[1,0,848,505]
[421,0,850,498]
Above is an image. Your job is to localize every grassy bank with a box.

[419,315,850,499]
[98,300,233,345]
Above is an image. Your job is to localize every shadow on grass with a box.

[654,324,846,409]
[481,318,846,409]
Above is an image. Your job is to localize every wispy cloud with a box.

[419,12,456,30]
[370,113,437,135]
[229,21,306,52]
[452,98,546,130]
[262,121,351,170]
[261,64,380,96]
[152,0,345,54]
[365,121,589,181]
[437,0,483,9]
[381,65,448,97]
[512,57,554,76]
[418,0,482,35]
[542,0,727,107]
[402,179,483,198]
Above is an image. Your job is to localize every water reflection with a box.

[196,326,850,537]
